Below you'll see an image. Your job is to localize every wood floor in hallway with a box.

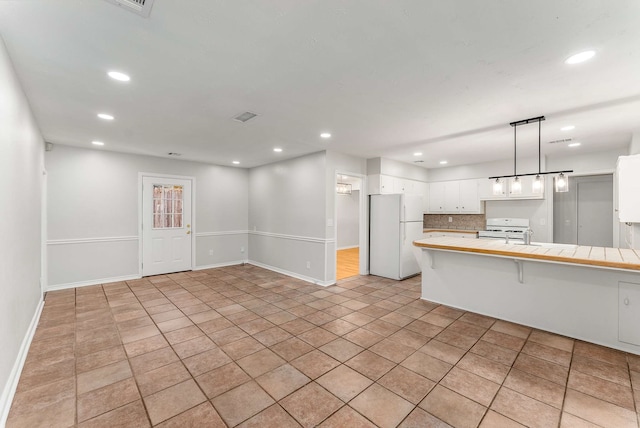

[337,247,359,280]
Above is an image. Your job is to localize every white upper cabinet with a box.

[479,175,544,200]
[429,182,446,212]
[428,179,483,214]
[368,174,429,211]
[616,155,640,222]
[459,180,481,212]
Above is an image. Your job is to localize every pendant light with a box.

[555,173,569,192]
[492,178,503,195]
[532,119,544,194]
[510,124,522,194]
[489,116,572,194]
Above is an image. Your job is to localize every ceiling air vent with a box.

[548,138,572,145]
[233,112,258,123]
[103,0,155,18]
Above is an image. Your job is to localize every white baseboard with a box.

[193,260,248,271]
[45,274,141,292]
[0,298,44,427]
[248,260,335,287]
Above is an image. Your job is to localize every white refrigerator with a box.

[369,193,423,280]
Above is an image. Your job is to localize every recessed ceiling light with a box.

[413,152,423,156]
[561,125,575,131]
[107,71,130,82]
[92,141,104,146]
[273,147,283,153]
[565,50,596,65]
[320,133,331,139]
[440,160,448,165]
[97,113,114,120]
[232,161,240,165]
[568,142,581,147]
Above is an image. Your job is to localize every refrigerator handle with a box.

[402,204,406,223]
[403,221,406,243]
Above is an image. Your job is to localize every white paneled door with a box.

[142,176,193,276]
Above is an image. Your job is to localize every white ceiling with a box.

[1,1,639,170]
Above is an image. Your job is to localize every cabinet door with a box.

[394,178,407,193]
[459,180,481,213]
[428,182,446,212]
[380,175,395,194]
[479,178,507,200]
[617,155,640,222]
[619,281,640,346]
[417,182,429,212]
[508,176,544,199]
[443,181,460,212]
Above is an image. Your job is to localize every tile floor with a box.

[6,265,640,427]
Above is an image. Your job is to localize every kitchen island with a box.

[413,236,640,355]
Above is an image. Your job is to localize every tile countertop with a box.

[422,229,479,234]
[414,236,640,272]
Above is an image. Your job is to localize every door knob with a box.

[186,231,191,234]
[624,297,630,306]
[187,224,191,228]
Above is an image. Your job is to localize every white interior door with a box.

[577,177,613,247]
[142,176,192,276]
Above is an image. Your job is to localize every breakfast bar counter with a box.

[413,237,640,355]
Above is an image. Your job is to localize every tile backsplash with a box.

[423,214,486,230]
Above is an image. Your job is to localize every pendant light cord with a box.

[538,119,541,175]
[514,125,517,176]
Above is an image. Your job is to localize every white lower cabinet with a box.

[619,281,640,346]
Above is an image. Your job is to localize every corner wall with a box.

[45,145,249,288]
[248,151,331,284]
[0,37,44,424]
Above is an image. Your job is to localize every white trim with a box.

[249,230,334,244]
[193,260,249,270]
[0,299,44,427]
[248,260,334,287]
[195,230,249,237]
[337,245,359,251]
[47,236,139,245]
[41,167,47,295]
[46,274,141,292]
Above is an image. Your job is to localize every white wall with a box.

[628,131,640,155]
[428,157,541,182]
[0,38,44,424]
[336,191,360,249]
[546,147,626,173]
[367,157,429,181]
[45,145,249,288]
[248,151,331,284]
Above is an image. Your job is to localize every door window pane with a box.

[152,184,184,229]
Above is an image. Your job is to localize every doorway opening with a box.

[140,174,195,276]
[553,174,613,247]
[335,173,365,280]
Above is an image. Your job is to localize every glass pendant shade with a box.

[532,174,544,194]
[492,178,503,195]
[510,176,522,195]
[555,173,569,192]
